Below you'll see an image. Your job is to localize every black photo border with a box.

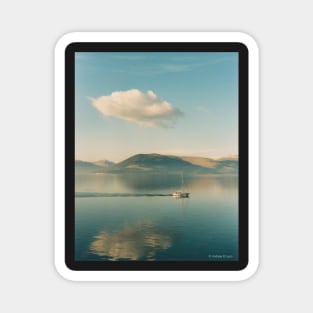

[65,42,248,271]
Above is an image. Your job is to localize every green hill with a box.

[75,154,238,175]
[75,160,104,173]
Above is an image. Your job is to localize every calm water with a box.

[75,173,238,261]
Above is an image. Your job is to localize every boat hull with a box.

[172,192,190,198]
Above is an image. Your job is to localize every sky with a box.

[75,52,238,162]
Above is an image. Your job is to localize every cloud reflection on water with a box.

[89,221,172,260]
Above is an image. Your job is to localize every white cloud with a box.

[90,89,183,128]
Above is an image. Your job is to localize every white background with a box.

[1,0,312,312]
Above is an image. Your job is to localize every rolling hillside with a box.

[75,153,238,175]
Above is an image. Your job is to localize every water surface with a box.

[75,173,238,261]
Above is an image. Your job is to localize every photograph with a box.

[74,51,239,262]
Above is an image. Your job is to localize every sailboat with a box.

[172,172,190,198]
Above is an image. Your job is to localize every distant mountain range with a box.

[75,153,238,175]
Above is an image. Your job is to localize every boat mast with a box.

[181,172,184,192]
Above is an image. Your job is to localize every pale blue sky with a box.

[75,52,238,162]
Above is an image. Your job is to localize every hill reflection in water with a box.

[76,172,237,194]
